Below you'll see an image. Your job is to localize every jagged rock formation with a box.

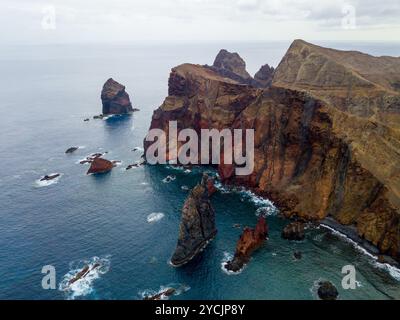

[101,78,133,114]
[86,157,114,175]
[225,216,268,272]
[145,41,400,262]
[206,49,272,88]
[254,64,274,88]
[170,174,217,266]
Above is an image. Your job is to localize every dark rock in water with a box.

[254,64,274,88]
[170,173,217,267]
[87,157,114,175]
[143,288,176,300]
[317,281,339,300]
[93,114,104,120]
[293,251,302,260]
[282,222,305,241]
[101,78,133,115]
[132,108,140,112]
[65,147,78,154]
[225,216,268,272]
[40,174,60,181]
[233,224,241,229]
[68,263,100,286]
[83,118,90,122]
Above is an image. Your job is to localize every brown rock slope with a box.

[145,41,400,262]
[101,78,133,114]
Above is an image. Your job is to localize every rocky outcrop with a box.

[170,174,217,266]
[40,174,60,181]
[225,216,268,272]
[65,147,78,154]
[145,41,400,262]
[254,64,274,88]
[101,78,133,115]
[86,157,114,175]
[317,281,339,300]
[282,222,305,241]
[206,49,272,88]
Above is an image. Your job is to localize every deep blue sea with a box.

[0,41,399,300]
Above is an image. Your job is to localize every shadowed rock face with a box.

[225,216,268,272]
[101,78,133,114]
[145,41,400,262]
[171,174,217,267]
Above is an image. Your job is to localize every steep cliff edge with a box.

[145,41,400,262]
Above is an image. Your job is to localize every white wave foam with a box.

[35,173,62,188]
[162,175,176,183]
[58,256,111,300]
[147,212,165,223]
[321,224,400,282]
[220,252,244,275]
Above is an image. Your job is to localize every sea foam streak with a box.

[58,256,111,300]
[147,212,165,223]
[321,224,400,281]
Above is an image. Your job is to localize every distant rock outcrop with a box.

[254,64,274,88]
[225,216,268,272]
[170,174,217,266]
[65,147,78,154]
[86,157,114,175]
[101,78,133,115]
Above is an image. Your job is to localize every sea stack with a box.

[170,174,217,267]
[225,216,268,272]
[101,78,133,115]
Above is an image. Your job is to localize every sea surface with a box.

[0,41,400,300]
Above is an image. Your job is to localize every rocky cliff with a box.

[101,78,133,114]
[145,40,400,262]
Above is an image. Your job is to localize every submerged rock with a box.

[282,222,305,241]
[40,174,60,181]
[68,263,100,286]
[317,281,339,300]
[65,147,78,154]
[86,157,114,175]
[101,78,133,115]
[170,174,217,267]
[143,288,176,300]
[225,216,268,272]
[293,251,302,260]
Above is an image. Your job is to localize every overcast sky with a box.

[1,0,400,44]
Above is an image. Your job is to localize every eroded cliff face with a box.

[145,41,400,262]
[101,78,133,114]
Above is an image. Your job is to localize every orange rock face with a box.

[86,157,114,175]
[225,216,268,272]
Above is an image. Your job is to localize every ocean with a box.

[0,41,399,300]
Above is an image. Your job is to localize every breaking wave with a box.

[220,252,245,275]
[147,212,165,223]
[58,255,111,300]
[139,283,190,300]
[321,224,400,282]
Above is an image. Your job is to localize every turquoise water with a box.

[0,42,399,300]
